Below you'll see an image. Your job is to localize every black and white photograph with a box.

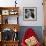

[23,7,37,21]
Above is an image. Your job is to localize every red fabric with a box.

[21,28,41,46]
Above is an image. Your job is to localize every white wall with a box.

[0,0,44,26]
[18,0,44,26]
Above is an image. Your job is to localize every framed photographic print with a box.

[2,16,8,24]
[9,10,18,15]
[23,7,37,21]
[2,16,18,24]
[1,28,13,41]
[2,10,9,15]
[8,16,18,24]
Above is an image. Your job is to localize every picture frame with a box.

[1,28,13,41]
[23,7,37,21]
[2,16,8,24]
[2,10,9,15]
[8,16,18,24]
[2,16,18,24]
[9,10,18,15]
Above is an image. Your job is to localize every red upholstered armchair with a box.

[21,28,41,46]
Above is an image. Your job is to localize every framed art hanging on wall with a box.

[23,7,37,21]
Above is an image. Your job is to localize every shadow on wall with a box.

[18,26,43,44]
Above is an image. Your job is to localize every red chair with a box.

[21,28,41,46]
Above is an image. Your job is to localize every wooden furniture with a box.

[0,7,19,46]
[2,41,19,46]
[43,0,46,46]
[43,0,46,26]
[0,24,19,32]
[44,27,46,46]
[0,7,19,24]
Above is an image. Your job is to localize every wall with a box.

[0,0,44,26]
[18,0,44,26]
